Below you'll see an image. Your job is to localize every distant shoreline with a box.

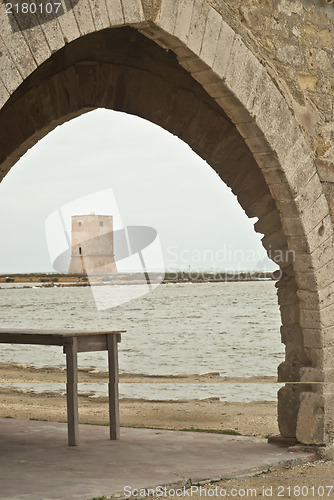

[0,271,277,286]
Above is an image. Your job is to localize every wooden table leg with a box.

[107,334,120,440]
[65,338,79,446]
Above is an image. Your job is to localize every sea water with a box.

[0,281,284,401]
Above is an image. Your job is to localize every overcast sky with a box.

[0,108,276,274]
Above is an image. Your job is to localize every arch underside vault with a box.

[0,0,333,447]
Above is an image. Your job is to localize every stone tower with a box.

[68,214,117,275]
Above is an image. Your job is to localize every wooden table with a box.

[0,329,125,446]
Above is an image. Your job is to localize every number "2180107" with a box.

[6,3,62,15]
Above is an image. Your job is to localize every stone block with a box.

[199,6,222,67]
[275,273,295,289]
[173,0,194,43]
[245,69,273,121]
[247,77,292,153]
[307,347,334,372]
[254,209,281,236]
[212,19,235,79]
[296,392,325,445]
[140,25,182,50]
[298,290,320,311]
[104,0,125,26]
[253,86,293,154]
[293,214,332,254]
[157,0,180,38]
[303,328,324,349]
[70,0,96,35]
[224,38,267,116]
[280,323,303,344]
[235,120,263,141]
[0,40,23,93]
[173,45,193,58]
[280,303,300,325]
[36,12,65,53]
[278,363,300,384]
[223,104,254,125]
[55,1,81,42]
[273,247,295,269]
[277,282,298,306]
[122,0,145,24]
[269,181,298,204]
[294,255,316,274]
[278,385,301,438]
[287,157,319,196]
[178,56,210,74]
[15,23,51,66]
[296,259,334,293]
[320,303,334,329]
[244,191,277,219]
[263,168,290,187]
[191,69,219,86]
[300,308,321,329]
[245,135,272,155]
[253,152,281,171]
[318,278,334,309]
[295,272,318,293]
[281,217,305,237]
[294,236,334,275]
[300,367,324,383]
[202,81,230,99]
[236,173,269,210]
[276,198,299,220]
[282,147,316,200]
[277,44,305,66]
[297,73,319,91]
[187,0,210,55]
[262,229,287,252]
[284,234,310,255]
[316,159,334,183]
[216,93,243,112]
[88,0,111,30]
[302,194,331,235]
[0,7,36,80]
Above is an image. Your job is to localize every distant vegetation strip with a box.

[0,271,276,284]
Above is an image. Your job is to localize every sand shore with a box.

[0,362,332,497]
[0,361,277,384]
[0,362,278,436]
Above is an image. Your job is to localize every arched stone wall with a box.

[0,0,333,446]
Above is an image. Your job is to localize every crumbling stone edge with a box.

[93,452,322,500]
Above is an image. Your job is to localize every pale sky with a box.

[0,108,276,274]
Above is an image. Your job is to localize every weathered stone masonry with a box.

[0,0,333,447]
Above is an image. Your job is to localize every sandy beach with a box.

[0,362,333,498]
[0,362,278,436]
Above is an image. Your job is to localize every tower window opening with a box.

[99,221,103,227]
[78,221,82,227]
[79,247,82,255]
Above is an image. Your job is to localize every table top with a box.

[0,329,125,347]
[0,329,125,337]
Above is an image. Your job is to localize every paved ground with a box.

[0,418,315,500]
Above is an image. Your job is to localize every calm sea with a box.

[0,281,284,401]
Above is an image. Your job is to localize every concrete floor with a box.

[0,418,315,500]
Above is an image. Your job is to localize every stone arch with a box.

[0,1,333,446]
